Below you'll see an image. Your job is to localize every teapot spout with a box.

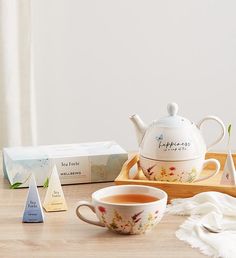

[130,114,147,146]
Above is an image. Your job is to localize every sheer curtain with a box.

[0,0,36,148]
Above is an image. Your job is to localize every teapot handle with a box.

[197,116,225,151]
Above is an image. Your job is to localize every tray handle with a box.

[118,154,144,180]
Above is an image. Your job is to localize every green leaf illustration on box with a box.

[10,173,32,189]
[43,177,49,188]
[10,182,23,189]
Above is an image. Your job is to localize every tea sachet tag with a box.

[43,165,68,212]
[22,174,44,223]
[220,150,236,185]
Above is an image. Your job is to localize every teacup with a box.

[140,156,221,183]
[76,185,167,235]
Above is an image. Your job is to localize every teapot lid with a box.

[156,103,192,127]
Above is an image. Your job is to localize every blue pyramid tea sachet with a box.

[22,174,44,223]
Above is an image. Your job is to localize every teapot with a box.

[130,103,225,183]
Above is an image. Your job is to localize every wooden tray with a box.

[115,152,236,202]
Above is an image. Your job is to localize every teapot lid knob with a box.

[167,103,178,116]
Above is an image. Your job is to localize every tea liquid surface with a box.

[100,194,158,204]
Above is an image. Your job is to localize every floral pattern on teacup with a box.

[97,206,159,234]
[146,165,197,183]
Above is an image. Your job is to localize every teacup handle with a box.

[197,116,225,150]
[76,201,105,227]
[193,159,220,183]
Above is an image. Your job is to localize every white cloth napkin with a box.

[167,191,236,258]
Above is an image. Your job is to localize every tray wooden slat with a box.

[114,153,236,202]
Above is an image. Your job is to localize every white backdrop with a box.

[31,0,236,151]
[0,0,36,148]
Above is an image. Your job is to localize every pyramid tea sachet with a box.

[22,174,44,223]
[43,165,68,212]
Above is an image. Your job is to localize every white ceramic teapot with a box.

[130,103,225,183]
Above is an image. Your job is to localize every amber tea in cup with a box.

[100,194,159,204]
